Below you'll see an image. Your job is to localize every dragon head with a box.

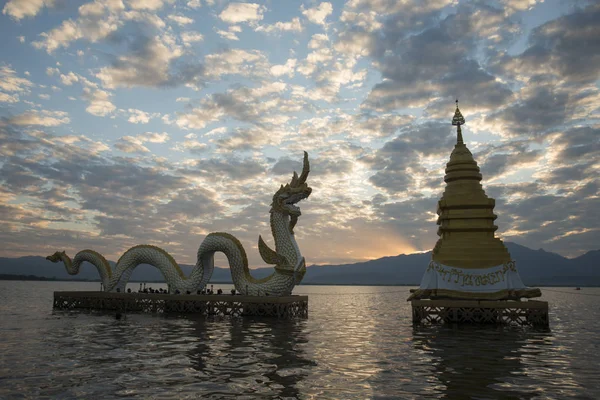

[46,251,67,262]
[271,151,312,232]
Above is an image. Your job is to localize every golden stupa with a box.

[409,101,541,301]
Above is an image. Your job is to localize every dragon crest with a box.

[271,151,312,232]
[258,151,311,267]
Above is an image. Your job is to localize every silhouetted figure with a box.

[186,290,191,295]
[175,289,180,294]
[217,289,223,295]
[231,289,236,295]
[197,290,202,295]
[127,288,131,293]
[115,312,122,320]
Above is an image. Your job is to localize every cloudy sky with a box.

[0,0,598,267]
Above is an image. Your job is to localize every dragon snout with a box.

[46,252,63,262]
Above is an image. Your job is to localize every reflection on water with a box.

[183,317,313,398]
[0,282,599,399]
[411,326,557,399]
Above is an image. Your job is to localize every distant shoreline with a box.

[0,274,598,287]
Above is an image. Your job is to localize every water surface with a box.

[0,282,599,399]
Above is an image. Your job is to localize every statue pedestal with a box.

[408,261,542,301]
[411,299,549,328]
[53,291,308,318]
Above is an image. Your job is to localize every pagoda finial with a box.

[452,99,465,145]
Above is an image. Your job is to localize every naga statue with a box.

[47,152,312,296]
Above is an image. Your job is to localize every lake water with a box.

[0,281,599,399]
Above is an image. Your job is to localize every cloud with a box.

[168,14,194,26]
[302,2,333,25]
[83,87,116,116]
[122,10,166,29]
[181,31,203,47]
[172,81,306,133]
[364,121,455,195]
[501,0,543,14]
[256,17,303,33]
[346,2,517,113]
[212,127,283,152]
[144,132,169,143]
[485,84,568,138]
[270,58,296,77]
[187,0,201,9]
[115,132,170,153]
[114,136,150,153]
[128,0,166,11]
[96,34,184,88]
[219,2,265,25]
[495,3,600,85]
[476,140,542,180]
[0,65,33,102]
[32,2,122,53]
[173,138,208,154]
[203,48,269,79]
[46,67,59,76]
[2,0,53,20]
[497,185,599,257]
[0,93,19,103]
[6,110,70,126]
[180,157,266,181]
[60,72,80,86]
[215,25,242,41]
[126,108,152,124]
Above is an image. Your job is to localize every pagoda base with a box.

[53,291,308,318]
[411,299,549,328]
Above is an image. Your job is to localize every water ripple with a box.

[0,282,599,399]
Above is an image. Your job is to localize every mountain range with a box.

[1,242,599,286]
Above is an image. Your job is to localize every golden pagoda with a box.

[409,101,542,301]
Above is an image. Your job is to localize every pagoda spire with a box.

[452,99,465,144]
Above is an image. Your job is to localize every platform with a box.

[53,291,308,318]
[411,299,549,328]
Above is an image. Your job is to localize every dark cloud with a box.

[180,157,265,181]
[98,24,206,89]
[498,3,600,84]
[272,153,354,178]
[497,184,600,256]
[554,126,600,161]
[175,83,311,130]
[543,164,593,186]
[364,121,454,194]
[157,187,223,220]
[361,3,515,112]
[486,85,569,137]
[475,140,542,179]
[0,161,44,190]
[271,157,302,176]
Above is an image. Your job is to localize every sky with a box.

[0,0,598,268]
